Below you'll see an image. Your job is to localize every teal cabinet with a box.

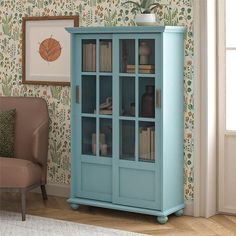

[66,26,186,224]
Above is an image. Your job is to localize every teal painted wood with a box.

[162,32,185,211]
[67,197,185,217]
[112,34,120,205]
[66,26,186,222]
[155,33,163,211]
[80,162,112,201]
[70,34,81,198]
[66,26,186,34]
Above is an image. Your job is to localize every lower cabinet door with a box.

[78,161,112,202]
[113,165,161,210]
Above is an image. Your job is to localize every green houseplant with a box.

[122,0,162,25]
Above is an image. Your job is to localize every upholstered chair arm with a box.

[32,120,49,166]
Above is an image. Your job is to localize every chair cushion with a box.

[0,157,42,188]
[0,109,16,157]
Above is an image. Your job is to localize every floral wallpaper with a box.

[0,0,194,200]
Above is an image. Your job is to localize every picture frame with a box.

[22,16,79,86]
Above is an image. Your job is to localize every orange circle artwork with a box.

[39,37,62,62]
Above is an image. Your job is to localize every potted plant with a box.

[122,0,162,26]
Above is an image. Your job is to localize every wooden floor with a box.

[0,192,236,235]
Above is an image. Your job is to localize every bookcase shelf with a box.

[67,26,186,224]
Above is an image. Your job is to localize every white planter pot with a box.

[135,13,156,26]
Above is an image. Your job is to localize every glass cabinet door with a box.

[81,38,113,158]
[118,38,157,163]
[138,39,155,74]
[82,75,96,114]
[99,39,112,72]
[82,39,96,72]
[119,76,135,117]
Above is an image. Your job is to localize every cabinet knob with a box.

[156,89,161,108]
[76,85,80,104]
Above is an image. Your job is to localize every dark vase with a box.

[141,85,154,117]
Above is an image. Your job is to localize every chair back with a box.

[0,96,49,183]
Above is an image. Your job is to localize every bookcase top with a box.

[65,26,186,34]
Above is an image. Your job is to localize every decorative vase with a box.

[129,102,135,116]
[141,85,155,117]
[135,13,156,26]
[139,41,151,65]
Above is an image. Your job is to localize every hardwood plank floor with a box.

[0,192,236,235]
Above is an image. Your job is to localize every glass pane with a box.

[100,40,112,72]
[99,76,112,115]
[139,122,155,162]
[82,39,96,72]
[139,77,155,118]
[226,50,236,130]
[82,75,96,114]
[120,39,135,73]
[120,120,135,161]
[139,39,155,74]
[226,0,236,47]
[120,76,135,116]
[82,117,96,156]
[99,119,112,157]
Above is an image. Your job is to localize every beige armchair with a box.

[0,97,49,221]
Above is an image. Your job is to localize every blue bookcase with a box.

[66,26,186,224]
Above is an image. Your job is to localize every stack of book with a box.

[126,64,155,74]
[83,42,96,72]
[100,41,112,72]
[139,126,155,161]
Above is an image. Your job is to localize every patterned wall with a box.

[0,0,194,200]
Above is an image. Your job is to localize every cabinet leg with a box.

[70,203,80,210]
[157,216,168,224]
[174,209,184,217]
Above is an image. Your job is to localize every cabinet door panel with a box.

[139,77,155,118]
[82,117,96,156]
[119,39,135,73]
[82,75,96,114]
[138,39,155,74]
[82,39,96,72]
[118,167,160,210]
[119,76,135,117]
[79,162,112,202]
[100,118,112,157]
[99,39,112,72]
[119,120,135,161]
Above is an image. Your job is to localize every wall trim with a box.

[193,0,201,217]
[33,183,70,198]
[184,200,194,216]
[193,0,217,217]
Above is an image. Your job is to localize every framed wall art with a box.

[22,16,79,86]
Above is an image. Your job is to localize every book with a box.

[150,128,155,160]
[127,64,155,70]
[139,127,144,158]
[126,68,154,74]
[82,43,87,71]
[140,128,150,160]
[83,43,96,72]
[139,126,155,161]
[92,43,96,71]
[100,41,112,72]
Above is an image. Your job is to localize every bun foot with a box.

[157,216,168,224]
[70,203,80,210]
[174,209,184,217]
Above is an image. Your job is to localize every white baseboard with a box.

[184,200,194,216]
[33,183,70,198]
